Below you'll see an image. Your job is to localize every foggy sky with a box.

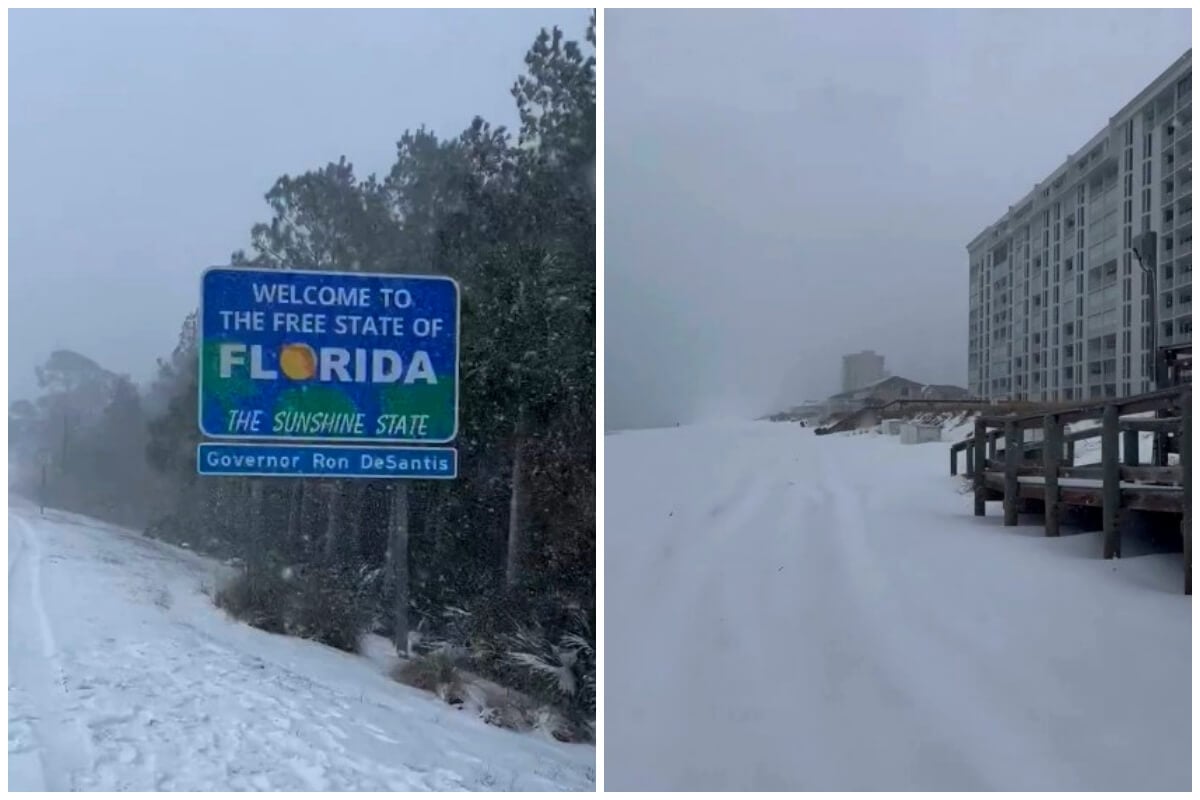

[606,8,1192,431]
[9,8,590,404]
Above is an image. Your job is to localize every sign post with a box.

[196,266,460,658]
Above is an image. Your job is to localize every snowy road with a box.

[605,422,1190,791]
[7,502,594,791]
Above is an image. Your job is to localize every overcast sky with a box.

[9,8,590,403]
[605,8,1192,431]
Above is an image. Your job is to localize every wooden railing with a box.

[950,385,1191,594]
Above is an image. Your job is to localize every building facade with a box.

[826,375,971,413]
[967,51,1191,401]
[841,350,886,393]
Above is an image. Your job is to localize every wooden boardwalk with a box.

[949,385,1192,594]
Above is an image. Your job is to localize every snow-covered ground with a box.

[605,420,1189,791]
[7,499,594,791]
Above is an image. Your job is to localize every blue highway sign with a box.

[197,443,458,479]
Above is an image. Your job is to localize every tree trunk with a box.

[505,404,528,590]
[388,482,410,656]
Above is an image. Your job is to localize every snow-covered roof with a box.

[828,375,922,400]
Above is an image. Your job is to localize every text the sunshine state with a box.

[226,409,435,437]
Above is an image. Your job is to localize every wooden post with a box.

[966,442,975,477]
[1102,404,1121,559]
[950,445,957,476]
[1152,428,1169,467]
[974,419,987,516]
[1182,392,1191,595]
[1123,428,1140,467]
[1066,438,1075,467]
[1004,420,1021,526]
[1043,414,1061,537]
[987,431,997,462]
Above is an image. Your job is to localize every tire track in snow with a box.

[608,431,809,789]
[9,512,95,790]
[809,444,1078,790]
[638,434,779,605]
[805,455,988,789]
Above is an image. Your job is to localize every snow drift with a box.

[604,420,1189,791]
[7,500,594,791]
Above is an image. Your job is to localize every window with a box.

[1125,150,1134,171]
[1125,120,1134,146]
[1144,132,1153,159]
[1143,161,1152,185]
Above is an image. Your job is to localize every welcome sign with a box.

[198,267,459,445]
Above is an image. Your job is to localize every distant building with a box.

[826,376,972,413]
[841,350,886,393]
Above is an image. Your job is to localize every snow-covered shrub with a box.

[501,608,595,739]
[217,563,371,653]
[289,566,370,654]
[404,598,595,740]
[392,651,465,705]
[214,567,290,635]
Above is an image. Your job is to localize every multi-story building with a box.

[968,51,1191,401]
[841,350,886,393]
